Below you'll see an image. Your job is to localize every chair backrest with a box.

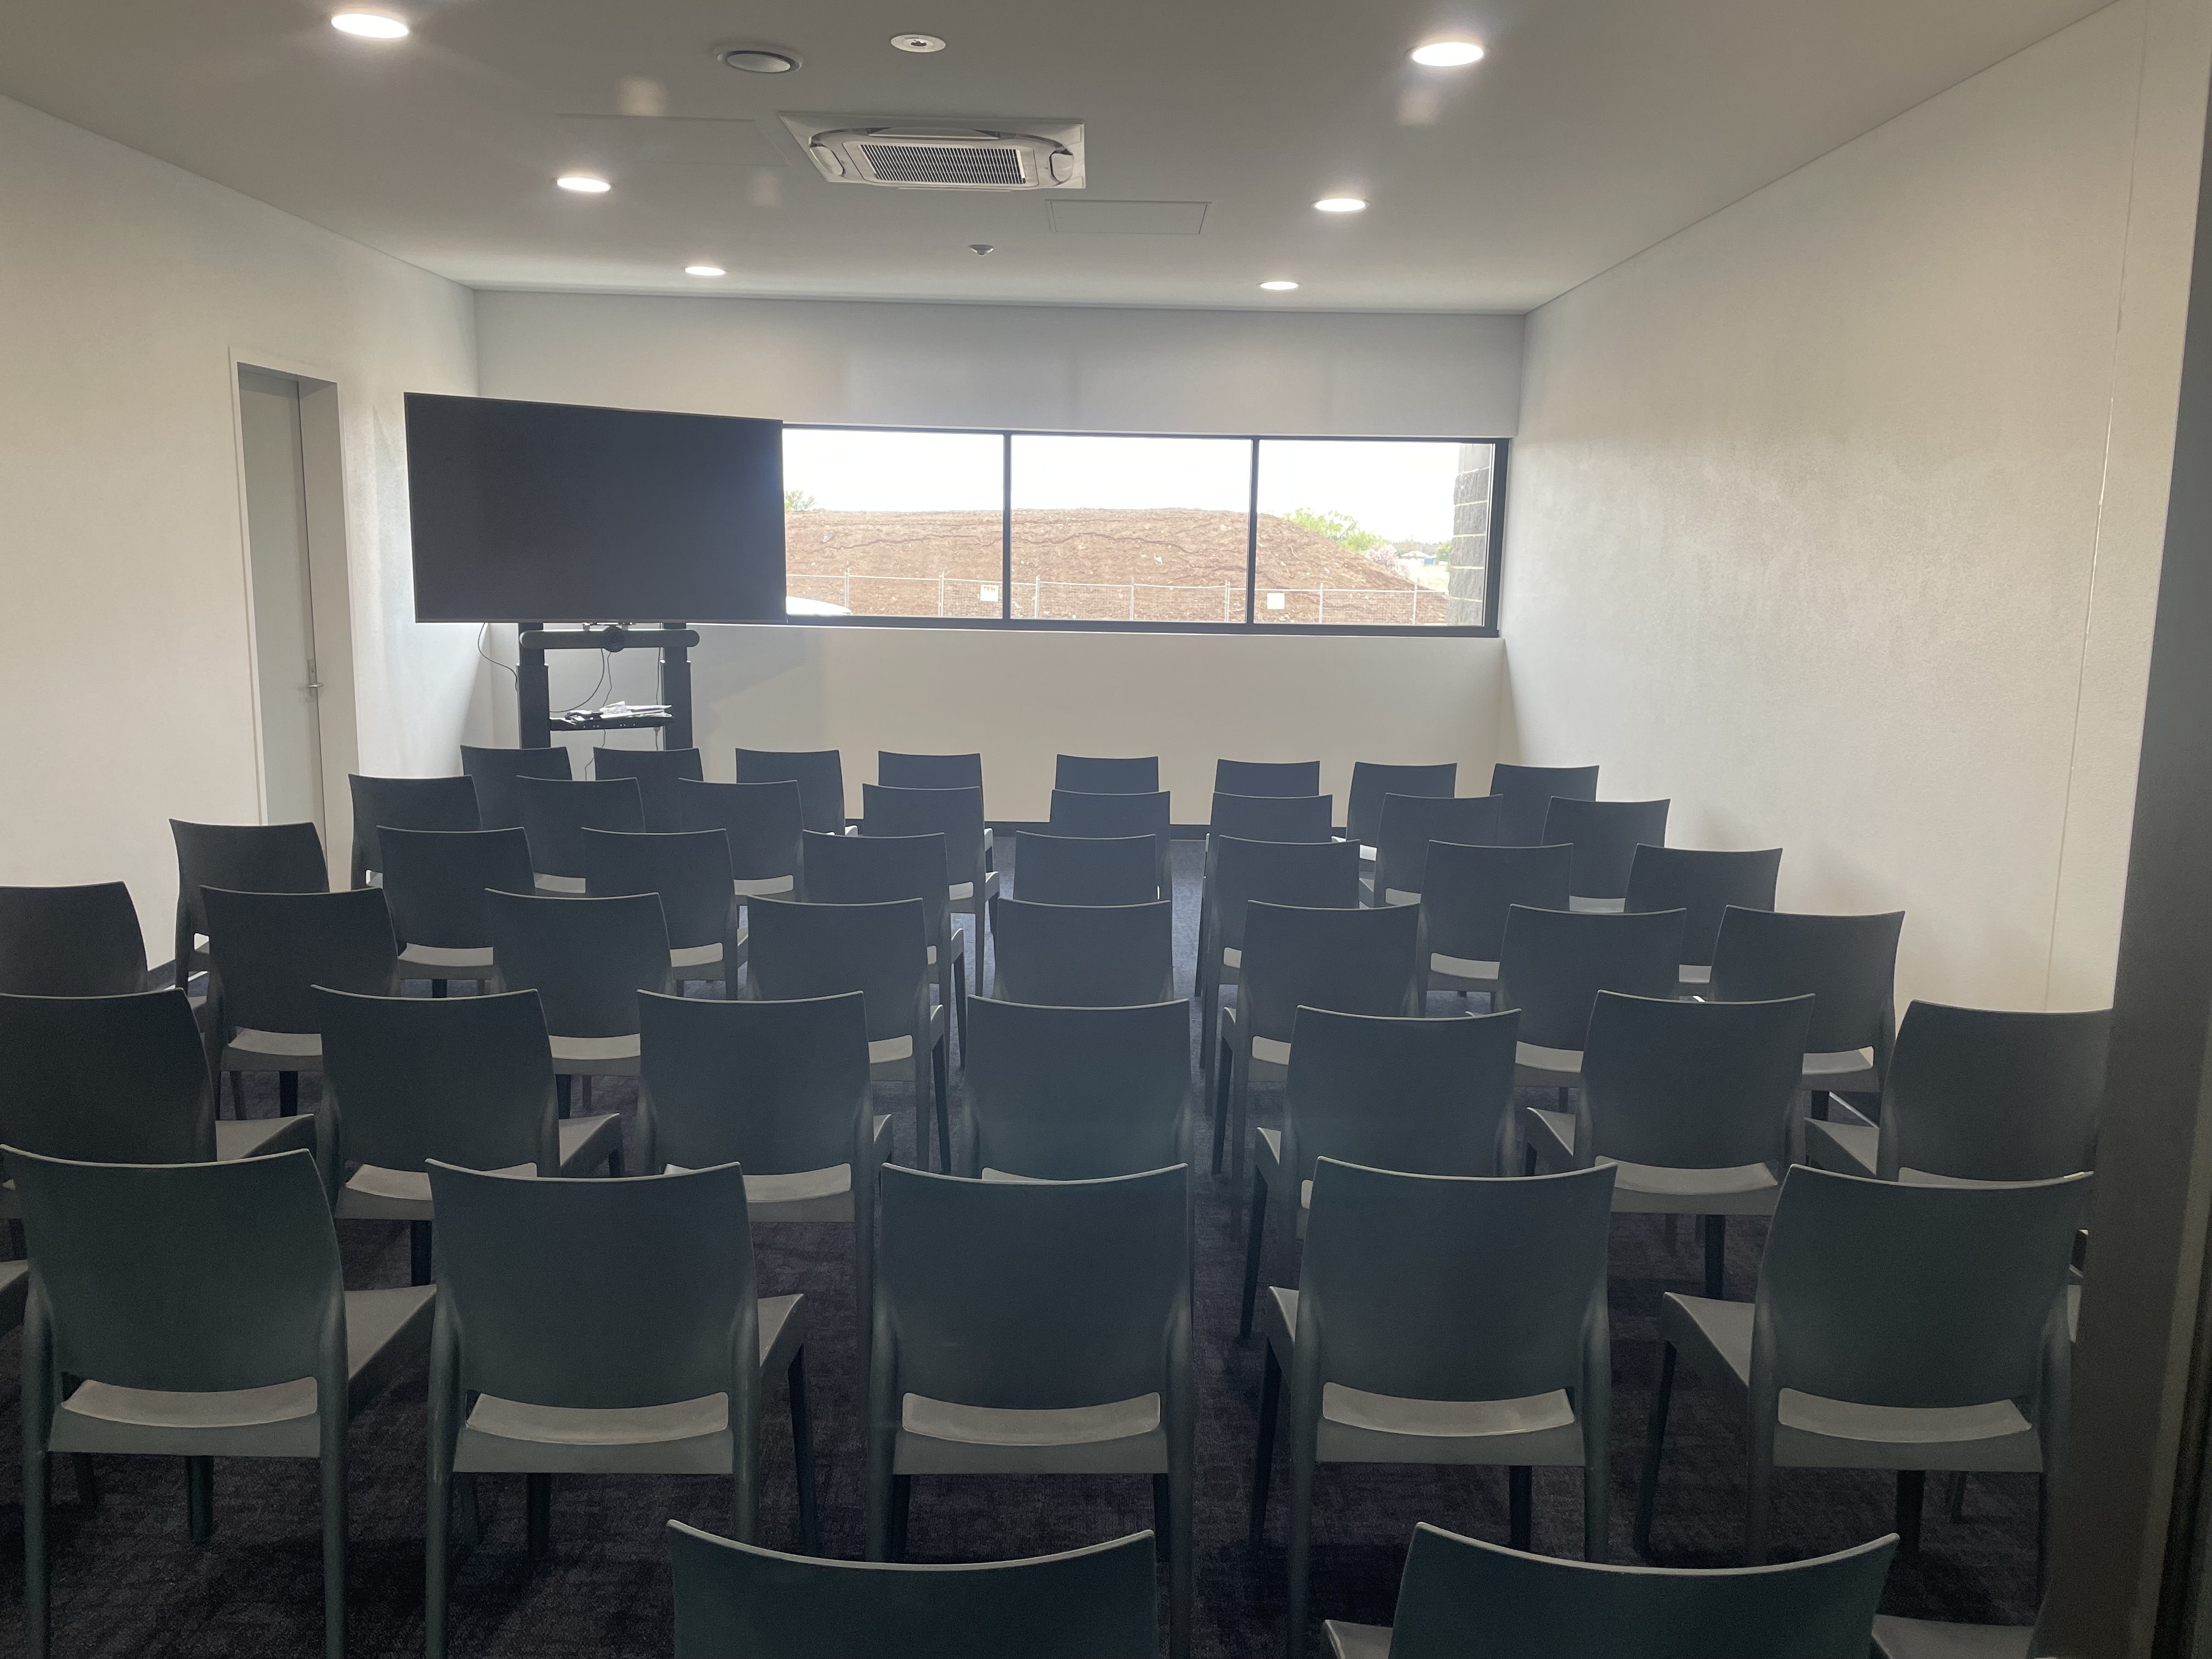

[1542,797,1671,902]
[11,1146,342,1394]
[460,743,574,830]
[347,774,480,879]
[1209,791,1334,844]
[640,991,871,1176]
[1420,842,1575,966]
[991,899,1176,1007]
[517,775,646,878]
[1378,1523,1894,1659]
[1301,1159,1615,1404]
[1048,790,1171,882]
[1495,906,1686,1051]
[1709,907,1905,1057]
[1580,992,1814,1172]
[1214,758,1321,798]
[964,999,1192,1180]
[1284,1008,1521,1185]
[0,990,212,1164]
[877,1164,1188,1409]
[667,1523,1160,1659]
[378,827,537,950]
[1211,835,1363,955]
[584,828,737,951]
[1373,793,1505,899]
[1623,845,1783,967]
[1240,901,1423,1044]
[1055,754,1159,794]
[1347,761,1457,848]
[316,986,554,1175]
[735,747,847,833]
[0,882,146,995]
[592,747,707,832]
[430,1161,757,1409]
[1012,832,1160,906]
[803,830,950,944]
[1758,1166,2091,1411]
[202,886,398,1034]
[1880,1002,2112,1182]
[861,784,986,885]
[679,778,805,885]
[484,889,672,1038]
[172,819,329,935]
[746,898,928,1044]
[1488,763,1600,848]
[879,751,984,791]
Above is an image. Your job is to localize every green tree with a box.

[783,488,819,511]
[1284,506,1384,553]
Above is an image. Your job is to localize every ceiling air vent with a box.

[782,115,1085,190]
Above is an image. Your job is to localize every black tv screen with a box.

[405,393,786,623]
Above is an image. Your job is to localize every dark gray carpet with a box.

[0,840,2042,1656]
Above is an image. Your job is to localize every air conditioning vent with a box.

[783,115,1085,190]
[859,141,1026,186]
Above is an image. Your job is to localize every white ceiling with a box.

[0,0,2109,312]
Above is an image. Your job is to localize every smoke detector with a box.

[781,114,1084,190]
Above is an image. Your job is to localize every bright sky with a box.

[781,429,1468,544]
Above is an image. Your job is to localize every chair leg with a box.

[1664,1214,1679,1252]
[932,1039,951,1173]
[952,951,969,1064]
[322,1442,347,1659]
[431,978,448,998]
[426,1454,452,1659]
[1509,1466,1533,1551]
[1948,1470,1970,1521]
[459,1474,483,1550]
[1250,1345,1282,1550]
[1634,1344,1677,1558]
[578,1075,592,1116]
[72,1453,97,1508]
[228,1071,244,1118]
[526,1472,552,1560]
[1153,1474,1171,1560]
[280,1070,300,1117]
[1239,1169,1269,1339]
[1210,1031,1233,1176]
[788,1351,820,1554]
[890,1474,912,1562]
[187,1455,215,1542]
[410,1221,435,1286]
[555,1075,571,1119]
[1896,1470,1925,1563]
[1705,1215,1726,1300]
[1285,1426,1317,1659]
[26,1433,50,1659]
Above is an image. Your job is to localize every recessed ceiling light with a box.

[891,33,946,53]
[1314,196,1367,213]
[1411,40,1485,67]
[331,12,408,38]
[721,47,799,74]
[684,264,726,277]
[1260,280,1300,291]
[556,174,611,194]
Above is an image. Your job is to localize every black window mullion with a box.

[1001,432,1013,620]
[1244,437,1260,625]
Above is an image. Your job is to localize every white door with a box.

[238,367,325,829]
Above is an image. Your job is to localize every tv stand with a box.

[516,623,696,750]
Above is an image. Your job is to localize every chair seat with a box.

[0,1259,27,1334]
[1514,1042,1583,1088]
[1219,1004,1293,1074]
[1804,1118,1880,1176]
[1568,895,1626,913]
[1324,1620,1392,1659]
[535,874,588,894]
[1804,1048,1878,1093]
[549,1032,642,1074]
[341,1159,533,1218]
[869,1005,946,1068]
[896,1390,1167,1476]
[400,943,496,970]
[1678,963,1712,986]
[1430,952,1499,984]
[1659,1294,2043,1472]
[949,871,1001,905]
[215,1116,317,1160]
[1870,1618,2035,1659]
[733,874,795,897]
[223,1028,323,1068]
[1357,844,1378,863]
[1254,1127,1311,1235]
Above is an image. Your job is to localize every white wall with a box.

[473,292,1520,815]
[1500,0,2207,1012]
[0,93,478,953]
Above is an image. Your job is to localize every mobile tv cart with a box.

[515,623,696,750]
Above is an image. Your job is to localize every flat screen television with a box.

[405,392,786,623]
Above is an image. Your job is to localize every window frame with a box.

[777,423,1506,637]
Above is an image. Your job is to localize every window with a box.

[778,427,1502,632]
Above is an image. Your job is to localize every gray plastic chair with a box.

[1056,754,1159,794]
[736,746,847,833]
[805,828,966,1055]
[1542,797,1671,910]
[991,898,1176,1008]
[867,1164,1195,1659]
[680,777,806,904]
[425,1161,815,1659]
[962,998,1194,1181]
[14,1145,433,1659]
[585,827,744,992]
[314,987,623,1283]
[860,786,995,1022]
[1638,1165,2091,1565]
[202,885,399,1119]
[0,881,148,995]
[1493,905,1685,1094]
[1328,1522,1894,1659]
[1528,991,1815,1298]
[593,746,706,832]
[1240,1007,1521,1335]
[1216,900,1424,1202]
[1710,907,1905,1108]
[379,826,536,994]
[1624,844,1784,988]
[346,774,479,887]
[1216,759,1322,798]
[171,818,328,997]
[1869,1617,2035,1659]
[1013,831,1160,906]
[1490,763,1600,848]
[668,1522,1160,1659]
[879,751,984,791]
[1367,793,1504,905]
[1346,760,1457,860]
[1210,791,1335,844]
[1418,842,1576,1001]
[640,989,887,1364]
[747,896,950,1172]
[460,743,573,830]
[1805,1001,2110,1184]
[516,774,645,890]
[483,890,672,1120]
[1050,788,1172,901]
[1255,1159,1617,1659]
